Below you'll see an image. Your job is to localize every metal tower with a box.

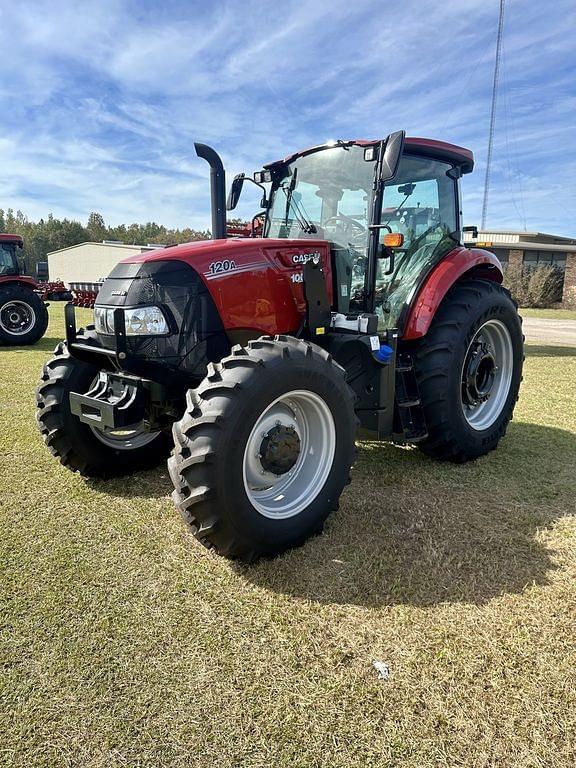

[481,0,505,229]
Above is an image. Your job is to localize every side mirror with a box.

[227,173,245,210]
[463,225,478,239]
[380,130,405,182]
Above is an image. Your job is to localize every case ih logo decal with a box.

[291,252,321,264]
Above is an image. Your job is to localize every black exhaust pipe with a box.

[194,142,227,240]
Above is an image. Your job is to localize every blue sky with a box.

[1,0,575,235]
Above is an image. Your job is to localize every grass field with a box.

[1,304,575,768]
[520,307,576,320]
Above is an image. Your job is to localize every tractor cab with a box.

[0,234,48,345]
[0,234,24,278]
[233,135,474,332]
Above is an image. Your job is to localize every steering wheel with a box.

[323,214,367,234]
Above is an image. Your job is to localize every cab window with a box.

[0,244,17,276]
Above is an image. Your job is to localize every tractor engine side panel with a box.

[122,238,333,340]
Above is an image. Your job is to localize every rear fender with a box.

[402,247,503,340]
[0,276,38,290]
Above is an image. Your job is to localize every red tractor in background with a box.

[0,234,49,345]
[36,131,523,561]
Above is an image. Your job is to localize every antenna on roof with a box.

[481,0,505,230]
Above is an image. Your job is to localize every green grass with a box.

[520,307,576,320]
[1,304,575,768]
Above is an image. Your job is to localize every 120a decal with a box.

[207,260,237,275]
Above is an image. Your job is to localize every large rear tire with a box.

[36,329,172,477]
[0,285,48,346]
[168,335,357,561]
[411,279,523,462]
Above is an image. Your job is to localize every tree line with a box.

[0,209,211,274]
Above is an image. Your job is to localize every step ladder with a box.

[394,353,428,442]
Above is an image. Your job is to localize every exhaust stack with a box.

[194,142,227,240]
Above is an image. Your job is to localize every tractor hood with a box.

[120,237,332,296]
[94,237,334,379]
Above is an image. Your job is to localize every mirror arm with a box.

[246,177,269,206]
[380,245,395,276]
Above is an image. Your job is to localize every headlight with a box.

[94,306,169,335]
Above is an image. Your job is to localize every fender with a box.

[402,247,503,340]
[0,276,39,289]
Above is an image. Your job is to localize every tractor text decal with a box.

[207,260,237,275]
[291,252,321,264]
[203,260,267,280]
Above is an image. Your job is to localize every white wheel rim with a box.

[86,375,160,450]
[89,424,159,450]
[461,319,514,431]
[0,300,36,335]
[243,389,336,519]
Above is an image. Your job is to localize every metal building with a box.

[463,230,576,308]
[47,241,160,286]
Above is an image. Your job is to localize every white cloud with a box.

[0,0,575,235]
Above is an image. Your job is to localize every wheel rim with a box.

[243,389,336,519]
[461,319,514,431]
[0,300,36,336]
[86,375,160,450]
[89,424,160,450]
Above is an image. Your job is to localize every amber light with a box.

[383,232,404,248]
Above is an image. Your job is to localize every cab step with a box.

[397,397,421,408]
[395,352,427,443]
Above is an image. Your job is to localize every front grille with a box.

[95,259,230,379]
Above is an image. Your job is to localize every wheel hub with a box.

[463,341,496,406]
[0,300,35,335]
[259,424,301,475]
[243,390,336,520]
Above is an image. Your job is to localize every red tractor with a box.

[36,132,523,560]
[0,234,49,345]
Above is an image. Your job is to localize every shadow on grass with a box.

[85,467,172,501]
[525,344,576,357]
[240,421,575,608]
[6,336,63,354]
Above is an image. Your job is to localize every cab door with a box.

[374,154,460,331]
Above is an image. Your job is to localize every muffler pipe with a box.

[194,142,227,240]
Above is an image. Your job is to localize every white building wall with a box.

[47,243,154,285]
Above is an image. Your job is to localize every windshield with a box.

[266,145,375,253]
[0,243,18,276]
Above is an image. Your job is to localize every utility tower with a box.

[481,0,505,229]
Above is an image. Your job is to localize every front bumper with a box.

[70,370,162,429]
[65,304,184,429]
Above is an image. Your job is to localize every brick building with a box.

[463,230,576,309]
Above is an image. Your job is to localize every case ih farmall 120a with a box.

[0,234,49,345]
[36,132,523,560]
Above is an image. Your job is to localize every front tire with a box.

[168,335,357,561]
[36,329,173,477]
[0,285,48,346]
[411,279,523,462]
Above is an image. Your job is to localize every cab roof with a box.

[0,234,24,247]
[265,136,474,174]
